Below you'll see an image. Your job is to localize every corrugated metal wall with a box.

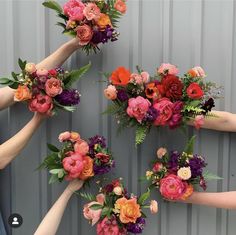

[0,0,236,234]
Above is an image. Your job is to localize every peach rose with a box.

[70,132,81,142]
[114,0,127,14]
[36,68,48,77]
[104,85,117,100]
[180,184,194,200]
[76,24,93,46]
[115,197,141,224]
[83,202,102,226]
[96,13,112,30]
[25,63,36,74]
[83,2,101,20]
[58,131,71,142]
[156,147,167,159]
[150,200,158,214]
[79,156,94,180]
[74,139,89,155]
[14,85,32,102]
[45,77,63,97]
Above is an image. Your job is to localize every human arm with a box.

[34,180,84,235]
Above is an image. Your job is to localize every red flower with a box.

[162,75,183,100]
[49,69,57,76]
[110,67,131,86]
[186,83,204,99]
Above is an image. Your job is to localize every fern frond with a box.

[135,125,149,146]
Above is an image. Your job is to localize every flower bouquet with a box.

[103,64,221,145]
[43,0,126,54]
[39,131,115,184]
[81,179,158,234]
[145,136,221,201]
[0,59,91,115]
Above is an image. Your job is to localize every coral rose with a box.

[153,98,173,126]
[127,96,151,123]
[162,75,183,100]
[28,94,53,115]
[14,85,32,102]
[104,85,117,100]
[114,197,141,224]
[63,0,85,21]
[110,67,131,86]
[186,83,204,99]
[83,3,101,20]
[159,174,187,200]
[45,77,63,97]
[76,24,93,46]
[79,156,94,180]
[58,131,71,142]
[74,139,89,155]
[158,63,179,75]
[114,0,127,14]
[188,66,206,78]
[150,200,158,214]
[96,13,112,30]
[25,63,36,74]
[83,201,102,226]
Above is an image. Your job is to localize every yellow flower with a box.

[146,171,153,180]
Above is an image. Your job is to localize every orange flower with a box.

[188,69,198,78]
[110,67,131,86]
[14,85,32,102]
[96,13,112,30]
[114,197,141,224]
[180,184,194,200]
[145,82,163,99]
[114,0,127,14]
[79,156,94,180]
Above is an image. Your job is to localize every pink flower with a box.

[194,115,204,130]
[97,217,127,235]
[58,131,71,142]
[130,72,150,85]
[104,85,117,100]
[159,174,187,200]
[158,63,179,76]
[28,94,53,115]
[156,147,167,158]
[141,71,150,83]
[114,0,127,14]
[83,202,102,226]
[152,162,163,172]
[153,98,173,126]
[150,200,158,214]
[127,96,151,123]
[36,68,48,77]
[63,153,84,180]
[76,24,93,46]
[96,194,105,205]
[188,66,206,78]
[45,77,63,97]
[25,63,36,74]
[70,132,81,142]
[74,139,89,155]
[83,3,101,20]
[63,0,85,21]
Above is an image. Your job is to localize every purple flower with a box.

[126,217,146,234]
[117,89,129,102]
[88,135,107,156]
[143,106,159,122]
[168,151,180,172]
[189,154,207,178]
[201,98,215,114]
[55,89,80,106]
[91,26,118,45]
[168,113,182,129]
[93,160,115,175]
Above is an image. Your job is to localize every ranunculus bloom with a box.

[74,139,89,155]
[162,75,183,100]
[95,153,110,163]
[25,63,36,74]
[113,186,123,195]
[150,200,158,214]
[145,82,163,100]
[186,83,204,99]
[159,174,187,200]
[28,94,53,115]
[63,153,84,180]
[180,184,194,200]
[114,197,141,224]
[177,167,192,180]
[153,98,173,126]
[188,66,206,78]
[63,0,85,21]
[152,162,163,172]
[83,2,101,20]
[127,96,151,123]
[96,13,112,30]
[14,85,32,102]
[104,85,117,100]
[45,77,63,97]
[79,156,94,180]
[156,147,167,158]
[83,201,102,226]
[36,68,48,77]
[114,0,127,14]
[158,63,179,75]
[58,131,71,142]
[76,24,93,46]
[194,115,204,130]
[110,67,131,86]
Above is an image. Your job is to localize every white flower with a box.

[177,167,192,180]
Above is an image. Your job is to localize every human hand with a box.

[66,179,84,193]
[68,38,81,50]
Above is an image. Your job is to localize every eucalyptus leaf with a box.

[49,174,59,184]
[42,1,63,13]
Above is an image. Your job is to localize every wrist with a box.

[66,38,81,51]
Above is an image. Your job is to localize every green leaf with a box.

[184,135,196,155]
[102,102,121,115]
[135,125,149,146]
[89,204,103,210]
[63,30,77,37]
[47,143,60,152]
[56,22,66,29]
[49,168,63,175]
[0,78,13,85]
[18,58,26,70]
[42,1,63,13]
[80,192,96,201]
[203,171,223,181]
[64,62,91,88]
[54,101,77,112]
[49,174,59,184]
[138,189,150,205]
[101,207,110,217]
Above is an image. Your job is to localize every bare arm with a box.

[34,180,84,235]
[190,111,236,132]
[181,191,236,209]
[0,87,15,110]
[0,113,45,169]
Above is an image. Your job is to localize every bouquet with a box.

[145,136,221,201]
[39,131,115,184]
[43,0,127,54]
[81,179,158,234]
[103,64,221,145]
[0,59,91,115]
